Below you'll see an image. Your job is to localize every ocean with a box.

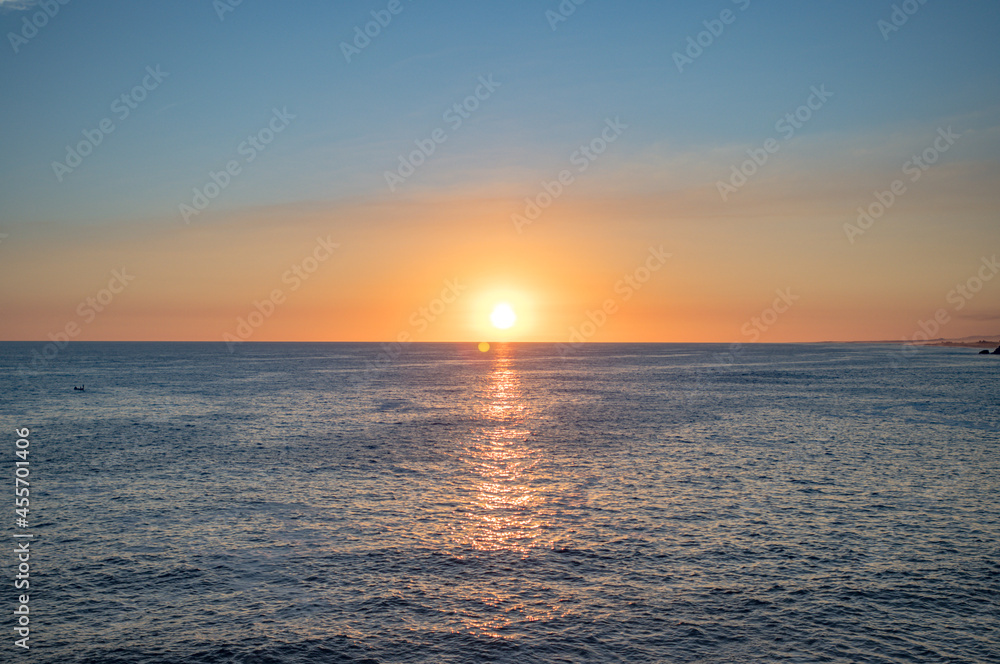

[1,341,998,663]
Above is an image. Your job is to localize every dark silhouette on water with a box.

[73,385,85,391]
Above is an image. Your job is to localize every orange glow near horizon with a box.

[2,181,999,344]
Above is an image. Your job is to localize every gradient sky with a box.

[1,0,998,343]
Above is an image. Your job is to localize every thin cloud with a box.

[0,0,37,9]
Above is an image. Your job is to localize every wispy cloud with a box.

[0,0,37,9]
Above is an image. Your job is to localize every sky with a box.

[1,0,998,344]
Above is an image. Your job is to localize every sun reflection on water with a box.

[446,344,564,638]
[452,344,546,555]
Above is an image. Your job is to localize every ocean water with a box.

[1,341,998,663]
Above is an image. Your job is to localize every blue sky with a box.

[3,0,997,224]
[1,0,999,342]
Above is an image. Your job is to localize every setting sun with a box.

[489,303,517,330]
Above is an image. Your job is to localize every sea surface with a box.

[1,342,998,663]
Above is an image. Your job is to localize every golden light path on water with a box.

[449,344,557,638]
[455,344,541,553]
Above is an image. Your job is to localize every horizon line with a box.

[2,339,994,345]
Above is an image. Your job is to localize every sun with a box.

[489,302,517,330]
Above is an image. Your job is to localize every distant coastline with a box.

[922,340,1000,349]
[846,338,1000,349]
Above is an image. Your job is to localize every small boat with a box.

[73,385,85,391]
